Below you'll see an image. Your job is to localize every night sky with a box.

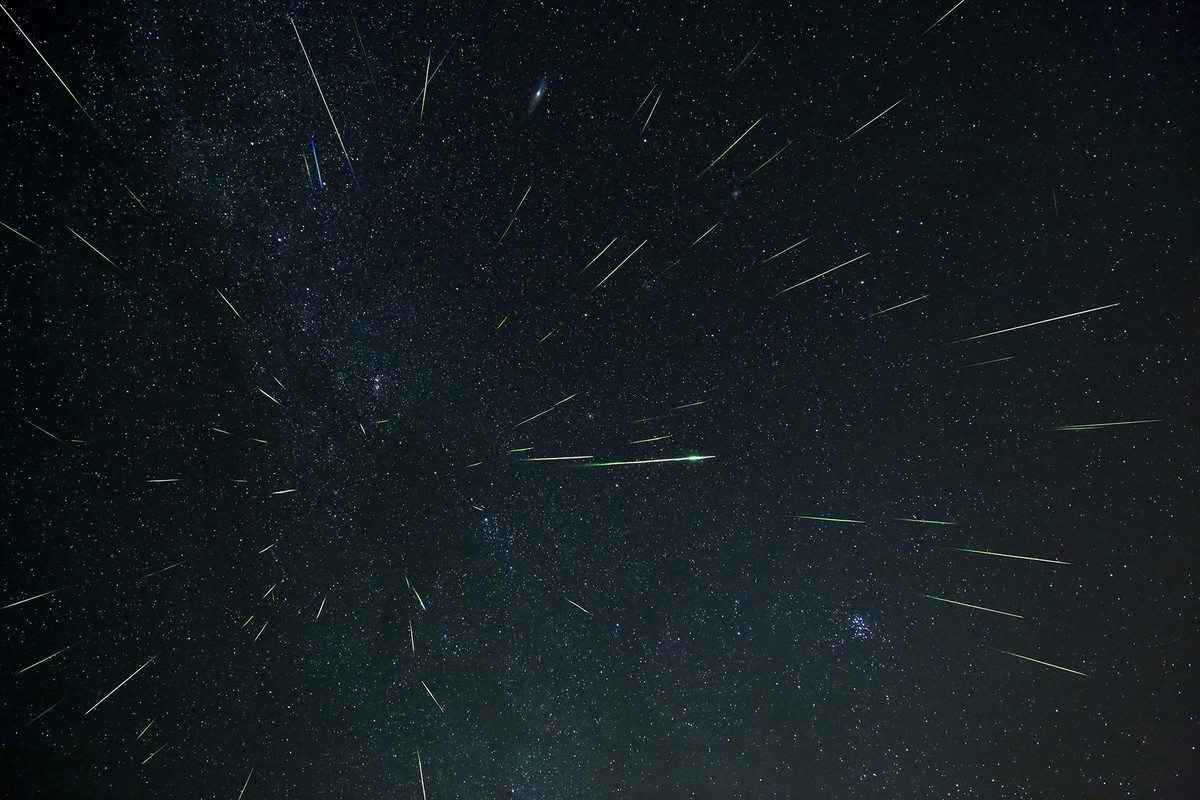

[2,1,1197,798]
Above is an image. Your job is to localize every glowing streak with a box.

[920,594,1023,618]
[249,438,268,445]
[743,140,791,180]
[673,400,707,410]
[993,648,1087,676]
[411,584,426,611]
[67,227,121,271]
[409,620,415,652]
[146,479,180,484]
[496,315,508,330]
[0,4,96,125]
[789,515,865,524]
[690,222,720,247]
[15,414,64,443]
[254,622,268,641]
[580,236,618,274]
[272,488,297,495]
[593,239,647,291]
[523,455,593,462]
[727,40,760,79]
[866,294,928,318]
[586,455,714,467]
[1,220,40,246]
[1047,419,1163,431]
[762,236,811,263]
[237,767,255,800]
[565,597,592,615]
[963,356,1014,368]
[1051,185,1059,219]
[258,388,282,406]
[893,517,955,525]
[640,89,662,133]
[539,328,557,343]
[633,85,657,117]
[315,597,326,619]
[942,546,1071,565]
[124,184,149,211]
[242,615,254,628]
[420,50,431,121]
[259,543,275,554]
[514,393,577,427]
[290,18,356,186]
[139,561,183,579]
[212,427,231,435]
[85,656,155,714]
[844,96,907,141]
[421,681,445,713]
[466,461,483,468]
[351,14,379,92]
[303,152,312,185]
[215,288,243,321]
[417,749,427,800]
[141,744,166,765]
[776,252,871,296]
[311,139,323,188]
[499,184,532,242]
[629,434,672,444]
[262,583,277,598]
[697,116,763,178]
[136,718,155,740]
[921,0,968,36]
[27,698,63,726]
[950,303,1120,343]
[16,646,70,674]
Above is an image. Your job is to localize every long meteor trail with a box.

[85,656,156,714]
[593,240,646,291]
[950,303,1119,343]
[941,546,1071,565]
[844,96,906,141]
[1047,419,1162,431]
[920,594,1023,618]
[499,184,532,242]
[993,648,1087,676]
[1,4,96,126]
[776,252,871,296]
[421,681,445,713]
[697,116,763,178]
[586,455,714,467]
[514,392,577,427]
[290,17,357,187]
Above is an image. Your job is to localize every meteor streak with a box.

[843,96,906,141]
[1,4,96,125]
[950,303,1119,343]
[743,140,791,180]
[316,597,326,619]
[146,478,181,484]
[776,252,871,296]
[763,236,811,263]
[514,393,577,427]
[593,240,646,291]
[962,356,1014,368]
[993,648,1087,676]
[2,220,40,246]
[141,744,166,765]
[727,40,760,79]
[919,594,1023,618]
[257,388,282,406]
[942,546,1071,565]
[586,455,713,467]
[15,646,70,674]
[271,488,297,495]
[417,749,428,800]
[641,89,662,133]
[85,656,155,714]
[690,223,720,248]
[893,517,955,525]
[136,718,155,740]
[565,597,592,615]
[310,138,323,188]
[629,434,672,444]
[290,17,357,187]
[215,288,244,321]
[15,414,65,443]
[789,515,865,524]
[866,294,928,318]
[580,237,618,274]
[921,0,968,36]
[237,767,255,800]
[67,227,121,271]
[499,184,532,243]
[697,116,763,178]
[523,455,593,462]
[3,589,58,610]
[1047,419,1162,431]
[420,50,431,120]
[421,681,445,713]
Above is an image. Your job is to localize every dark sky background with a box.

[1,1,1197,798]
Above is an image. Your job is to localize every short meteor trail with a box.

[514,392,577,427]
[743,140,791,180]
[145,478,181,484]
[789,515,865,524]
[866,294,928,318]
[962,356,1014,368]
[1,4,96,125]
[580,237,618,273]
[762,236,811,263]
[633,85,657,118]
[26,698,64,727]
[237,767,255,800]
[124,184,150,212]
[920,0,968,37]
[351,14,379,93]
[409,620,415,652]
[421,681,445,713]
[565,597,592,615]
[629,434,672,444]
[586,455,714,467]
[303,152,313,186]
[141,744,166,765]
[920,594,1023,618]
[405,35,460,118]
[290,17,357,187]
[690,222,720,248]
[215,288,243,321]
[271,488,297,495]
[420,49,431,120]
[139,561,182,579]
[15,646,70,674]
[993,648,1087,676]
[242,615,254,628]
[262,583,277,598]
[85,656,155,714]
[727,40,760,79]
[539,328,557,343]
[697,116,763,178]
[310,138,324,188]
[67,227,121,271]
[416,749,428,800]
[843,96,907,141]
[499,184,532,243]
[941,546,1072,565]
[15,414,65,443]
[254,622,268,641]
[212,427,231,435]
[893,517,955,525]
[496,315,508,330]
[673,400,707,410]
[950,303,1119,343]
[257,388,282,406]
[523,455,594,462]
[4,589,59,610]
[259,544,275,554]
[640,89,662,134]
[2,220,40,246]
[1047,419,1163,431]
[136,718,155,740]
[776,252,871,296]
[315,597,326,619]
[593,240,647,291]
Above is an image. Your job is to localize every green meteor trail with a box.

[697,116,763,178]
[586,455,714,467]
[499,184,532,242]
[1,220,39,246]
[136,718,155,740]
[866,294,928,318]
[629,434,672,444]
[690,222,720,248]
[273,375,286,390]
[257,388,282,406]
[515,392,578,427]
[242,615,254,628]
[496,315,508,330]
[124,184,150,212]
[727,40,760,79]
[85,655,156,714]
[407,577,427,611]
[743,140,791,180]
[141,744,166,765]
[992,648,1087,676]
[941,546,1071,565]
[950,303,1119,343]
[843,96,906,141]
[633,85,657,117]
[776,252,871,296]
[919,594,1023,618]
[593,240,647,291]
[26,698,64,727]
[893,517,956,525]
[417,748,428,800]
[2,589,58,610]
[539,328,557,343]
[249,437,268,445]
[565,597,592,615]
[641,89,663,133]
[921,0,968,36]
[580,237,618,273]
[763,236,811,263]
[15,646,70,674]
[789,515,865,524]
[1047,419,1163,431]
[212,427,231,435]
[962,356,1014,368]
[1,4,96,126]
[237,767,255,800]
[523,455,593,462]
[215,288,243,321]
[67,227,121,271]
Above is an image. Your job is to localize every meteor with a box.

[515,392,577,427]
[992,648,1087,676]
[893,517,955,525]
[565,597,592,615]
[940,546,1071,565]
[743,140,791,180]
[421,680,445,713]
[15,645,70,675]
[586,455,713,467]
[257,388,282,406]
[921,0,968,36]
[776,252,871,296]
[762,236,811,263]
[950,303,1119,344]
[788,515,864,524]
[499,184,532,243]
[866,294,928,318]
[215,288,244,321]
[919,594,1023,618]
[697,116,763,178]
[2,220,39,246]
[1047,419,1162,431]
[640,89,662,134]
[843,96,906,141]
[290,17,357,186]
[67,227,121,272]
[1,4,96,125]
[523,455,593,462]
[3,589,59,610]
[592,240,646,291]
[85,655,156,714]
[579,236,618,274]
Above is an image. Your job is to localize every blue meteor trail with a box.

[311,139,323,188]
